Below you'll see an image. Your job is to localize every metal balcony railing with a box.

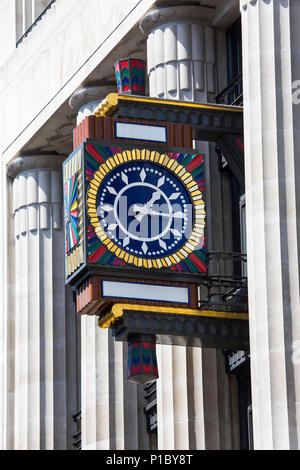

[16,1,56,47]
[215,75,243,106]
[200,251,248,313]
[72,409,81,450]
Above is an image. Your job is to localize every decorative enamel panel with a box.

[63,147,84,279]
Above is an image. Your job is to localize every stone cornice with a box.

[140,5,215,36]
[106,304,249,349]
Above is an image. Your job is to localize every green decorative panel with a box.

[63,139,207,285]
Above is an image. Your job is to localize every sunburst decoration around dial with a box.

[64,174,78,254]
[85,145,207,273]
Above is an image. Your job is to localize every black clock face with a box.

[96,161,193,258]
[86,149,205,270]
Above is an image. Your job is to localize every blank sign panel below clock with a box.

[101,280,190,304]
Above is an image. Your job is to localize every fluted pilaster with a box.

[241,0,300,449]
[69,85,115,125]
[156,344,238,450]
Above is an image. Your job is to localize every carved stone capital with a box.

[7,154,66,179]
[140,5,214,36]
[69,84,116,124]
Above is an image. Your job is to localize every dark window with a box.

[227,19,242,86]
[216,18,243,105]
[227,19,243,105]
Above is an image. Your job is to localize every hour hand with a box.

[145,190,161,209]
[132,204,148,223]
[133,191,163,225]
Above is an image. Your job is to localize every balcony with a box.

[107,251,249,350]
[72,409,81,450]
[200,251,248,314]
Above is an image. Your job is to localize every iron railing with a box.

[200,251,248,313]
[16,1,56,47]
[72,409,81,450]
[215,74,243,106]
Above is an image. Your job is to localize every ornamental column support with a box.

[69,86,148,450]
[241,0,300,449]
[6,154,75,450]
[140,5,217,102]
[69,84,115,126]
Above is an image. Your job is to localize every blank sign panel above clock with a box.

[115,121,168,143]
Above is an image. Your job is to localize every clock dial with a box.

[86,148,205,270]
[96,162,192,258]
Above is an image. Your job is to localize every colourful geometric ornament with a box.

[64,174,78,253]
[114,58,146,96]
[127,335,158,384]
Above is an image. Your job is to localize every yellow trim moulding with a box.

[98,303,249,329]
[94,93,244,117]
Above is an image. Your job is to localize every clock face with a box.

[96,161,192,258]
[86,148,205,270]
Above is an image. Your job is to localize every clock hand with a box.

[144,190,161,209]
[148,209,186,219]
[133,192,161,215]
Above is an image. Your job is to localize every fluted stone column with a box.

[69,86,148,450]
[156,344,237,450]
[81,317,148,450]
[241,0,300,450]
[140,5,216,102]
[6,154,76,450]
[141,5,238,450]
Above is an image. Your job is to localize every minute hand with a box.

[149,209,186,219]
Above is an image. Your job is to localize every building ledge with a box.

[98,303,249,350]
[94,93,243,142]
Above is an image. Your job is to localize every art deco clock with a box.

[64,140,206,284]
